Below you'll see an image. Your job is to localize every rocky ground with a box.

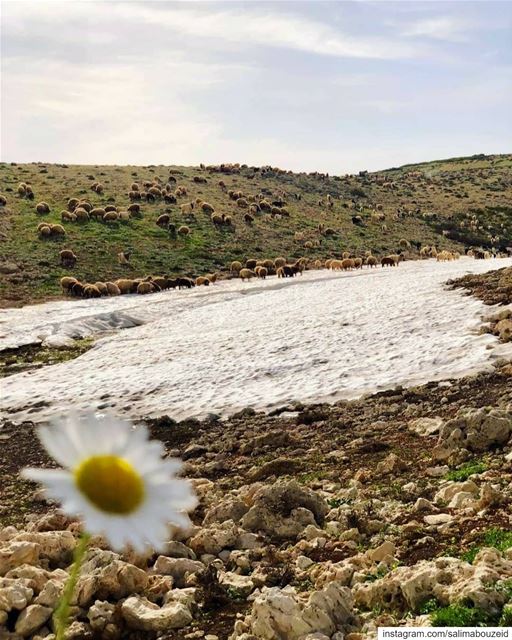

[1,269,512,639]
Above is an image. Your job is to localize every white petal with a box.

[36,425,82,468]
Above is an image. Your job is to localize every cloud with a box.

[401,16,481,42]
[2,1,425,60]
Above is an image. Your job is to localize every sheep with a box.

[244,213,254,225]
[353,257,363,269]
[104,205,117,213]
[399,238,410,249]
[74,208,90,222]
[156,214,171,228]
[205,272,218,283]
[61,210,77,222]
[18,184,27,197]
[325,259,333,269]
[255,266,268,279]
[201,202,215,214]
[352,215,364,226]
[137,282,154,294]
[381,256,397,267]
[94,282,109,296]
[341,259,354,271]
[388,254,402,264]
[230,261,243,273]
[245,259,257,269]
[131,183,140,191]
[88,207,105,220]
[195,276,210,286]
[78,201,92,212]
[261,259,274,271]
[36,202,50,215]
[70,282,85,297]
[178,225,190,236]
[211,213,224,227]
[274,257,286,269]
[105,282,121,296]
[60,249,77,268]
[117,251,131,266]
[60,276,78,294]
[127,203,141,216]
[237,198,248,208]
[129,190,142,201]
[365,256,378,268]
[259,200,271,213]
[177,277,195,289]
[83,284,102,299]
[342,251,350,259]
[50,224,66,237]
[150,276,169,290]
[239,268,255,281]
[118,211,130,222]
[115,278,136,293]
[249,203,260,214]
[0,194,7,206]
[103,211,118,223]
[148,186,162,197]
[193,176,207,184]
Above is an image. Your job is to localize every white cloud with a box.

[401,16,475,42]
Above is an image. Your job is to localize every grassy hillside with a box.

[0,153,511,306]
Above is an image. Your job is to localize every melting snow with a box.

[1,257,512,423]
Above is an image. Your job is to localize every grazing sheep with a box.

[230,261,243,273]
[59,249,77,268]
[381,256,397,267]
[399,238,410,249]
[131,182,140,191]
[90,207,106,220]
[211,213,224,227]
[244,213,254,225]
[94,282,109,296]
[201,202,215,214]
[137,282,154,295]
[67,198,79,212]
[177,277,195,289]
[61,210,77,222]
[193,176,207,184]
[178,225,190,236]
[223,215,233,227]
[60,276,78,294]
[70,282,85,297]
[18,184,27,197]
[205,272,218,283]
[341,259,354,271]
[239,268,255,281]
[353,257,363,269]
[237,198,248,208]
[74,208,90,222]
[245,259,257,269]
[195,276,210,286]
[50,224,65,236]
[156,214,171,228]
[118,211,130,222]
[0,194,7,206]
[274,257,286,269]
[83,284,101,299]
[103,211,118,223]
[249,203,260,214]
[259,200,271,213]
[351,215,364,226]
[255,266,268,279]
[78,201,92,212]
[104,205,117,213]
[117,251,131,266]
[342,251,350,259]
[129,190,142,200]
[365,256,378,268]
[105,281,121,296]
[325,259,333,269]
[115,278,135,293]
[389,254,402,264]
[36,202,50,215]
[127,203,141,215]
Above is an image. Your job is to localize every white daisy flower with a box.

[23,412,197,552]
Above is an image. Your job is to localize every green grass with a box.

[429,603,495,627]
[0,338,93,377]
[462,528,512,564]
[445,460,488,481]
[1,154,511,306]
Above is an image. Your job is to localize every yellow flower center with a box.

[74,455,145,515]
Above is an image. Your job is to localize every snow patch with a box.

[1,257,511,423]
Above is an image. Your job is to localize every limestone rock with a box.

[410,417,444,437]
[188,520,239,555]
[0,541,39,576]
[437,407,512,454]
[153,556,205,587]
[15,604,52,637]
[121,595,192,631]
[219,571,255,597]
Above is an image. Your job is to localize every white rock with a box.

[121,595,192,631]
[15,604,52,637]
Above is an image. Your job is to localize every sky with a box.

[1,0,511,173]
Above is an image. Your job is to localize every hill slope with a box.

[0,153,510,306]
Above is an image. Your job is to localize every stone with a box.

[376,453,407,475]
[121,595,193,631]
[34,579,63,608]
[153,557,205,587]
[15,604,53,637]
[240,480,327,541]
[15,531,76,563]
[0,541,39,576]
[368,542,396,564]
[219,571,255,597]
[189,520,239,555]
[434,480,479,504]
[0,578,33,612]
[437,407,512,453]
[409,417,444,437]
[424,514,453,525]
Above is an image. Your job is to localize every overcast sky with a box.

[1,0,511,173]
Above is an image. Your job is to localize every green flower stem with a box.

[54,531,91,640]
